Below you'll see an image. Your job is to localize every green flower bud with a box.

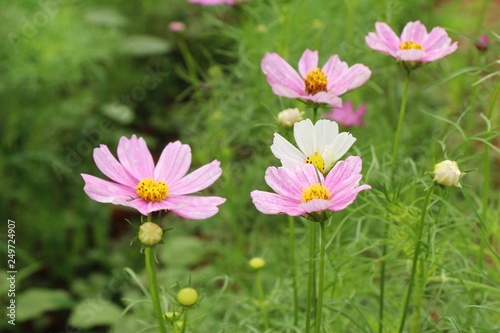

[177,287,198,307]
[138,222,163,246]
[164,311,180,321]
[249,257,266,270]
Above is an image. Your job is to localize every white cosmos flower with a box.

[270,119,356,174]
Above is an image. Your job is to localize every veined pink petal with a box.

[328,184,371,211]
[261,53,304,93]
[307,92,343,107]
[298,49,319,78]
[375,22,401,49]
[81,174,136,204]
[423,27,452,50]
[264,166,303,198]
[270,83,304,99]
[330,64,372,96]
[250,190,304,216]
[321,54,342,80]
[126,198,181,216]
[401,21,427,43]
[420,42,457,62]
[117,135,155,180]
[396,49,425,61]
[169,160,222,195]
[299,198,332,213]
[168,195,226,219]
[324,156,363,189]
[93,145,138,187]
[154,141,191,183]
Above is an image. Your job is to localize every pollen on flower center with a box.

[301,183,331,203]
[305,151,325,172]
[136,178,168,202]
[399,40,424,51]
[304,68,328,95]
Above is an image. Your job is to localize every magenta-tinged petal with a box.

[270,83,304,99]
[261,53,304,94]
[299,199,332,213]
[169,160,222,195]
[168,195,226,219]
[423,27,452,51]
[264,166,303,198]
[307,92,342,107]
[93,145,138,187]
[330,64,372,96]
[375,22,401,49]
[328,184,371,211]
[154,141,191,183]
[117,135,155,180]
[298,49,319,78]
[126,198,182,216]
[251,190,305,216]
[324,156,363,189]
[81,174,136,204]
[420,42,457,62]
[401,21,427,43]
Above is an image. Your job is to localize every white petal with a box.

[294,119,316,155]
[270,133,305,166]
[323,132,356,170]
[314,119,339,152]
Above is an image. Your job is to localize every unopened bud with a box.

[165,311,180,321]
[432,160,465,188]
[249,257,266,270]
[277,108,303,128]
[138,222,163,246]
[475,34,489,52]
[177,287,198,307]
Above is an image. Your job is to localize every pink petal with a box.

[321,54,342,79]
[261,53,304,94]
[81,174,136,204]
[169,160,222,195]
[93,144,138,187]
[127,198,182,216]
[270,83,304,99]
[117,135,155,180]
[154,141,191,183]
[264,166,303,198]
[330,64,372,96]
[420,42,457,62]
[299,199,331,213]
[328,184,371,211]
[401,21,427,43]
[324,156,363,189]
[423,27,452,51]
[168,195,226,219]
[365,22,400,55]
[298,49,319,78]
[250,190,304,216]
[395,49,425,61]
[307,92,342,107]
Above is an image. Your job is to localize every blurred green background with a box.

[1,0,499,332]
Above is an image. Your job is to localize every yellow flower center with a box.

[399,40,424,51]
[304,68,328,95]
[305,151,325,172]
[136,178,168,202]
[301,183,331,203]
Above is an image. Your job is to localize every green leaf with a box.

[17,288,74,322]
[121,35,171,56]
[68,298,123,329]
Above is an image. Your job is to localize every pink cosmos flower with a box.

[323,101,366,128]
[81,135,226,219]
[365,21,457,63]
[475,34,489,52]
[261,49,372,107]
[250,156,371,217]
[169,21,186,33]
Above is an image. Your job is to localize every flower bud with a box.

[138,222,163,246]
[164,311,180,321]
[169,21,186,33]
[177,287,198,307]
[277,108,303,128]
[248,257,266,270]
[432,160,465,187]
[475,34,489,52]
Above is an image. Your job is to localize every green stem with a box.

[391,71,411,175]
[378,224,388,333]
[305,221,316,333]
[145,247,167,333]
[410,257,426,333]
[314,221,327,333]
[289,215,299,326]
[256,270,270,330]
[180,309,188,333]
[398,186,434,333]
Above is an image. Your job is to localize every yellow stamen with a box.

[304,68,328,95]
[399,40,424,51]
[305,151,325,172]
[301,183,331,203]
[136,178,168,202]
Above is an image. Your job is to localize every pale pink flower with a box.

[81,135,226,219]
[261,49,371,107]
[250,156,371,217]
[323,101,366,128]
[365,21,457,62]
[169,21,186,33]
[475,34,489,52]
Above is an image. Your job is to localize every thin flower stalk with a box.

[314,219,327,333]
[288,215,299,326]
[145,246,167,333]
[398,186,434,333]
